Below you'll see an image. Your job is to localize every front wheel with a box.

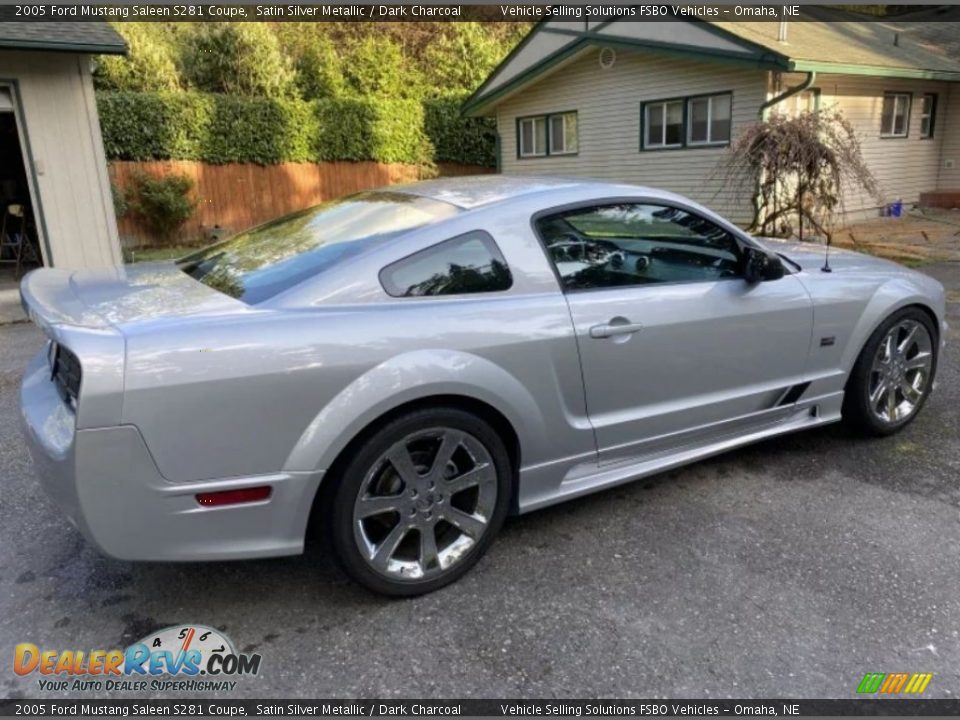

[843,308,938,436]
[328,408,512,596]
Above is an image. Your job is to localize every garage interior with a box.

[0,90,41,281]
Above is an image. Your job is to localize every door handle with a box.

[589,320,644,339]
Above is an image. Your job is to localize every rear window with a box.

[177,191,459,304]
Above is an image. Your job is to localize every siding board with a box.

[937,85,960,190]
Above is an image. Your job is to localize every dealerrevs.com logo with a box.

[14,625,262,692]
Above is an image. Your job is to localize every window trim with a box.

[640,91,733,151]
[880,92,912,139]
[640,97,686,151]
[919,92,937,139]
[529,196,757,295]
[517,115,547,158]
[378,230,513,299]
[516,111,578,159]
[686,92,734,147]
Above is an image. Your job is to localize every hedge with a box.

[423,95,497,167]
[97,91,495,167]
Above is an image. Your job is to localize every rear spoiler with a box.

[19,269,112,337]
[19,269,125,429]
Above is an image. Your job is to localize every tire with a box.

[843,307,938,436]
[327,407,512,596]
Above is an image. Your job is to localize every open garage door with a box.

[0,87,43,278]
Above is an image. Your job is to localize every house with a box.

[463,11,960,226]
[0,22,125,271]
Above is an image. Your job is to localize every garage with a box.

[0,22,125,277]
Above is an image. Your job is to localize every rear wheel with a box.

[843,308,938,436]
[328,408,512,596]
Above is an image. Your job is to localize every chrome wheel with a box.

[868,319,933,424]
[352,428,498,581]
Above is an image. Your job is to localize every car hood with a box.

[21,262,249,331]
[755,237,908,275]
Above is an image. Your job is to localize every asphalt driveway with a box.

[1,261,958,700]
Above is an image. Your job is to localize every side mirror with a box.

[743,248,785,283]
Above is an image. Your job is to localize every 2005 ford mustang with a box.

[20,176,946,595]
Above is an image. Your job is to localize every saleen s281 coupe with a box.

[20,177,946,595]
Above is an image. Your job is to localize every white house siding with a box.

[937,84,960,190]
[776,72,951,218]
[0,52,121,269]
[496,47,768,225]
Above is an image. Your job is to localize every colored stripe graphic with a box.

[857,672,932,694]
[857,673,885,694]
[904,673,933,694]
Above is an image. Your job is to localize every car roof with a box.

[389,175,680,210]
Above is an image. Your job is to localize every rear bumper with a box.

[20,352,324,561]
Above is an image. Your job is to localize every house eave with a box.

[789,59,960,82]
[0,40,127,56]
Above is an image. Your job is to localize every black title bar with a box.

[2,3,960,21]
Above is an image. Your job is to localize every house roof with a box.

[717,7,960,77]
[0,22,126,55]
[463,10,960,116]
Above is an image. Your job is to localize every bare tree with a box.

[719,109,881,241]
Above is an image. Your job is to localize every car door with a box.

[535,200,814,465]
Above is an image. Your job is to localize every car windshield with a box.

[177,191,460,304]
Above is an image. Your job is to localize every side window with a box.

[881,93,911,137]
[920,93,937,138]
[535,203,743,291]
[380,231,512,298]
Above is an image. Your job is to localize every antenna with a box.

[821,235,832,273]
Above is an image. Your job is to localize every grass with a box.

[123,246,197,264]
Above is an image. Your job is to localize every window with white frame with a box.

[688,93,732,145]
[518,116,547,157]
[920,93,937,138]
[880,93,910,137]
[549,112,578,155]
[518,112,577,157]
[643,100,684,149]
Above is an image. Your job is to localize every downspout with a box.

[759,70,816,120]
[752,71,816,230]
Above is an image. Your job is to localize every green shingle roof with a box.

[0,22,126,55]
[717,11,960,76]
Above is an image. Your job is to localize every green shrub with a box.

[423,94,497,167]
[342,37,421,99]
[129,171,197,240]
[421,24,513,95]
[293,36,347,100]
[97,91,436,166]
[179,23,296,98]
[94,23,180,92]
[111,182,129,218]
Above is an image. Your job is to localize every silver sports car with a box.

[20,176,946,595]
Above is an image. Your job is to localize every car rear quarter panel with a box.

[119,200,595,484]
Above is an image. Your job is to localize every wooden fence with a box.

[109,160,493,247]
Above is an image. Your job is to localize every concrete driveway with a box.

[1,262,958,700]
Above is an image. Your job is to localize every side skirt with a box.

[517,392,843,514]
